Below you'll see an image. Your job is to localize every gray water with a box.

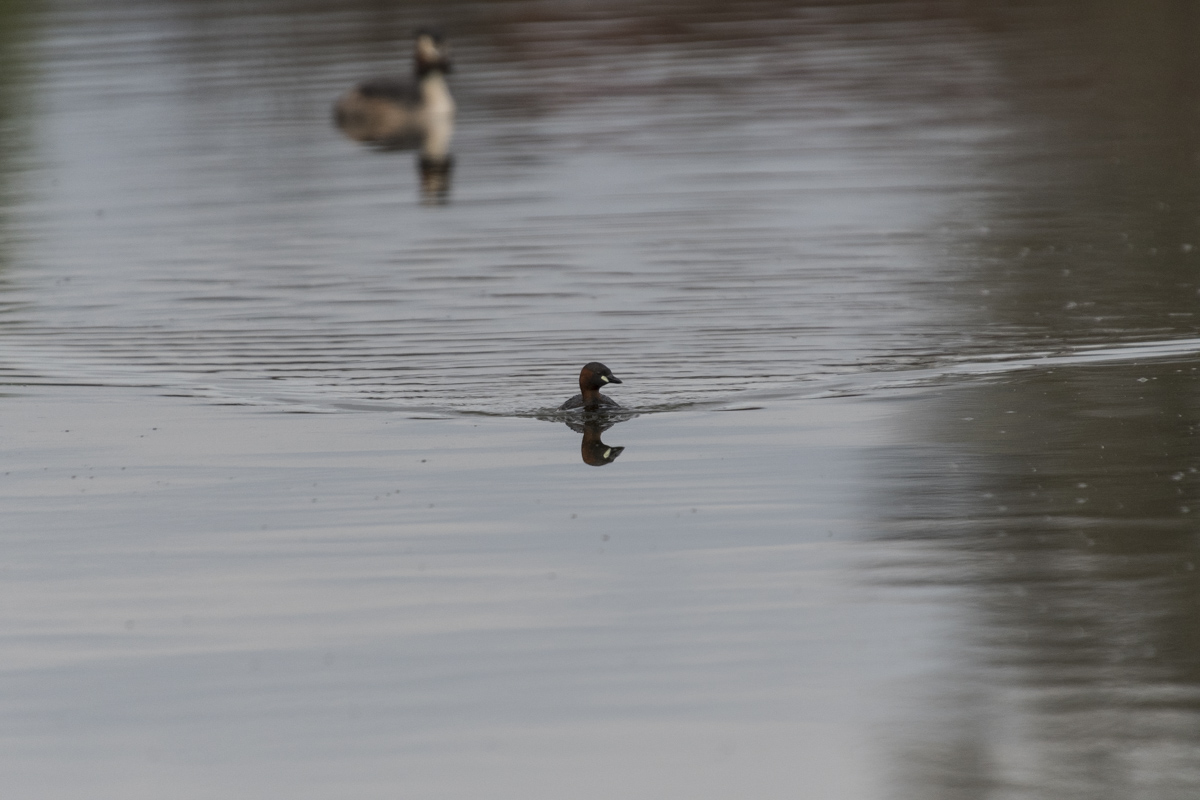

[3,1,1200,797]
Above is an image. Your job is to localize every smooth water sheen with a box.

[2,0,1200,797]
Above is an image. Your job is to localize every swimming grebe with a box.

[560,363,623,411]
[333,28,455,164]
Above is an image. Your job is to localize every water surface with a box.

[2,0,1200,796]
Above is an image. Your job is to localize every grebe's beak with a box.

[603,374,622,384]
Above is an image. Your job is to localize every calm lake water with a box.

[2,0,1200,796]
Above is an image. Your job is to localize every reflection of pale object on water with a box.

[333,28,455,171]
[419,156,453,204]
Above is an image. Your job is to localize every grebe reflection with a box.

[566,418,625,467]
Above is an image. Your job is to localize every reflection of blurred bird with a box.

[333,27,455,165]
[560,362,623,411]
[567,419,625,466]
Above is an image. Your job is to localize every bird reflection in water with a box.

[333,28,455,203]
[566,417,626,467]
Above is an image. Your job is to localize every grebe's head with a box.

[579,362,622,391]
[414,28,452,75]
